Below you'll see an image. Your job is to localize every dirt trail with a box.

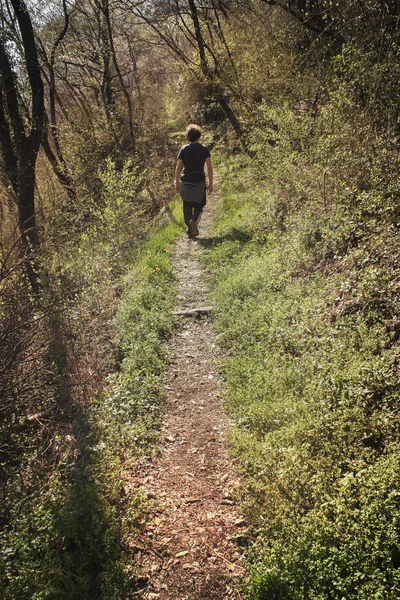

[135,188,244,599]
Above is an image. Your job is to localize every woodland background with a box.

[0,0,400,597]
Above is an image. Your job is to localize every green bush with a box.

[0,201,183,600]
[206,111,400,598]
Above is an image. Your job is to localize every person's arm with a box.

[206,157,213,194]
[175,159,183,192]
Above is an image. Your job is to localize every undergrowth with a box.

[205,97,400,598]
[0,202,183,599]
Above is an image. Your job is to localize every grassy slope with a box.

[205,117,400,599]
[0,202,184,600]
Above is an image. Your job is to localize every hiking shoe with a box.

[189,219,199,237]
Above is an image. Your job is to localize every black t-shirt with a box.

[177,143,210,183]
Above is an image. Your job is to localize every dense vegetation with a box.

[206,139,400,597]
[0,0,399,597]
[0,0,184,593]
[203,17,400,599]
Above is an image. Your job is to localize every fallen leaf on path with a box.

[175,550,189,558]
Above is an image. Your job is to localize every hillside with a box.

[1,0,400,597]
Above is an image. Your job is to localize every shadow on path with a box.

[196,228,252,248]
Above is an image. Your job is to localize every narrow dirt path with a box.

[135,187,244,599]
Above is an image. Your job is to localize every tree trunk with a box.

[0,0,45,292]
[102,0,136,152]
[215,89,242,137]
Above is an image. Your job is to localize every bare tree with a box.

[99,0,136,150]
[0,0,45,291]
[128,0,242,135]
[37,0,78,201]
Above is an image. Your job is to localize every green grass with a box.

[0,201,184,600]
[204,151,400,599]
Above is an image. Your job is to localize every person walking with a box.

[175,124,213,238]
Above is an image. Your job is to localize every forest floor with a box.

[132,184,245,599]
